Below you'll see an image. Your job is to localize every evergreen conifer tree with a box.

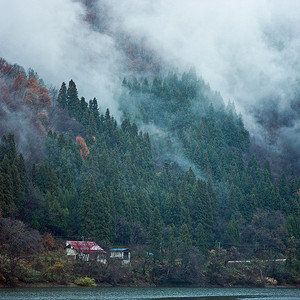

[57,82,67,109]
[67,80,80,118]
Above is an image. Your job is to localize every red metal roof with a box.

[66,241,106,254]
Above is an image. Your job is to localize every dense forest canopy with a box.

[0,54,299,284]
[0,1,300,285]
[0,56,299,247]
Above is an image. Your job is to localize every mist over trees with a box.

[0,0,300,284]
[0,54,299,286]
[2,0,300,168]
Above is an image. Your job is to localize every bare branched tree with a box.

[0,218,42,283]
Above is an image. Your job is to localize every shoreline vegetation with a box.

[0,237,299,289]
[0,282,299,289]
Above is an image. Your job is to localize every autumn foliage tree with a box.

[11,73,27,93]
[0,58,13,75]
[24,77,51,109]
[0,58,51,111]
[76,136,90,159]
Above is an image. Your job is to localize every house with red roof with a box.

[66,241,107,263]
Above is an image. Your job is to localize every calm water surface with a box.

[0,286,299,300]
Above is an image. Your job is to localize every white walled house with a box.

[66,241,107,263]
[109,248,131,264]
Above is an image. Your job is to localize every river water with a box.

[0,286,299,300]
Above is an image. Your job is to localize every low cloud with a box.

[1,0,300,165]
[0,0,123,117]
[107,0,300,162]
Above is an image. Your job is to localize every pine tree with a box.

[229,215,240,247]
[44,191,69,234]
[7,134,17,162]
[163,192,186,227]
[10,163,21,204]
[193,179,213,233]
[57,82,67,109]
[179,223,192,246]
[141,78,150,93]
[94,187,113,241]
[67,80,80,118]
[178,223,192,264]
[150,207,163,261]
[80,177,97,238]
[0,155,14,217]
[195,223,207,254]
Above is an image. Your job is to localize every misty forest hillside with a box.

[0,54,299,266]
[1,0,300,287]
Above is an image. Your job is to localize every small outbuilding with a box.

[109,248,131,264]
[66,241,106,263]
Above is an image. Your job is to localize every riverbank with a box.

[1,242,299,289]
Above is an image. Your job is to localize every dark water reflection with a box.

[154,297,243,300]
[0,286,299,300]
